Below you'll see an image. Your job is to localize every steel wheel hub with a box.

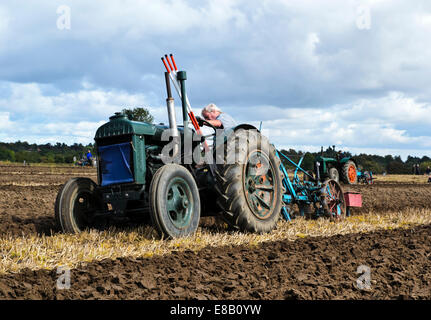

[243,151,277,220]
[166,177,193,229]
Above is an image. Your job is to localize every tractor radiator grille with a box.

[98,142,134,186]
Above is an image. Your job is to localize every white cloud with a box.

[0,81,157,122]
[241,91,431,159]
[0,111,13,131]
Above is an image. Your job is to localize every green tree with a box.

[0,147,15,161]
[54,154,65,163]
[386,161,410,174]
[122,107,154,123]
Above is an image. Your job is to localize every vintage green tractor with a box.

[55,70,283,238]
[314,146,358,185]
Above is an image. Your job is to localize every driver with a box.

[199,103,237,130]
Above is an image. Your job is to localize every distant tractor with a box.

[314,146,358,185]
[55,62,283,238]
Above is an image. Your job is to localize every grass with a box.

[374,174,430,184]
[1,208,430,274]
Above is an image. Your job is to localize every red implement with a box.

[344,192,362,207]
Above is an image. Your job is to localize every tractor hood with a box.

[316,156,336,162]
[95,112,157,139]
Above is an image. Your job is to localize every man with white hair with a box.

[200,103,237,130]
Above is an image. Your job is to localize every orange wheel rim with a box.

[348,166,356,182]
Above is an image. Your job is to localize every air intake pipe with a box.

[164,72,179,159]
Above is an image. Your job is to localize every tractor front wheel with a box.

[149,164,200,239]
[328,167,339,182]
[55,178,105,233]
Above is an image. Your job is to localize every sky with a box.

[0,0,430,159]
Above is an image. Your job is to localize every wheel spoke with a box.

[171,185,184,201]
[167,197,176,212]
[253,193,271,209]
[329,202,337,213]
[254,184,274,191]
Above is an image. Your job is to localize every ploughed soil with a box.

[0,166,430,236]
[0,166,96,235]
[0,224,430,300]
[346,183,431,214]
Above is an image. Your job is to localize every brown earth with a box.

[346,183,431,214]
[0,166,96,236]
[0,224,430,300]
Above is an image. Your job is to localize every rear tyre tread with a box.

[214,129,283,234]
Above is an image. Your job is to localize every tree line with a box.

[0,141,94,164]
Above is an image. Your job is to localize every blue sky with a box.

[0,0,430,159]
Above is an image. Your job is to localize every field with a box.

[0,165,431,299]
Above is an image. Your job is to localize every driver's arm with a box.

[196,116,222,128]
[205,119,222,128]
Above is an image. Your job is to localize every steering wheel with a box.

[200,119,218,132]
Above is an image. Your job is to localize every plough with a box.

[277,151,362,221]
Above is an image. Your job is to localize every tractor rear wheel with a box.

[342,160,358,184]
[149,164,200,239]
[215,129,283,233]
[55,178,105,233]
[320,179,346,220]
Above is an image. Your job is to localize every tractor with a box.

[314,146,358,185]
[55,63,283,238]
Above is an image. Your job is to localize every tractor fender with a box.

[340,157,358,166]
[232,124,259,132]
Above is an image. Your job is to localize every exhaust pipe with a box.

[164,72,179,159]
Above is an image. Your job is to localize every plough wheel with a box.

[321,179,347,220]
[215,129,283,233]
[364,171,373,184]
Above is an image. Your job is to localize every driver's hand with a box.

[195,116,205,127]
